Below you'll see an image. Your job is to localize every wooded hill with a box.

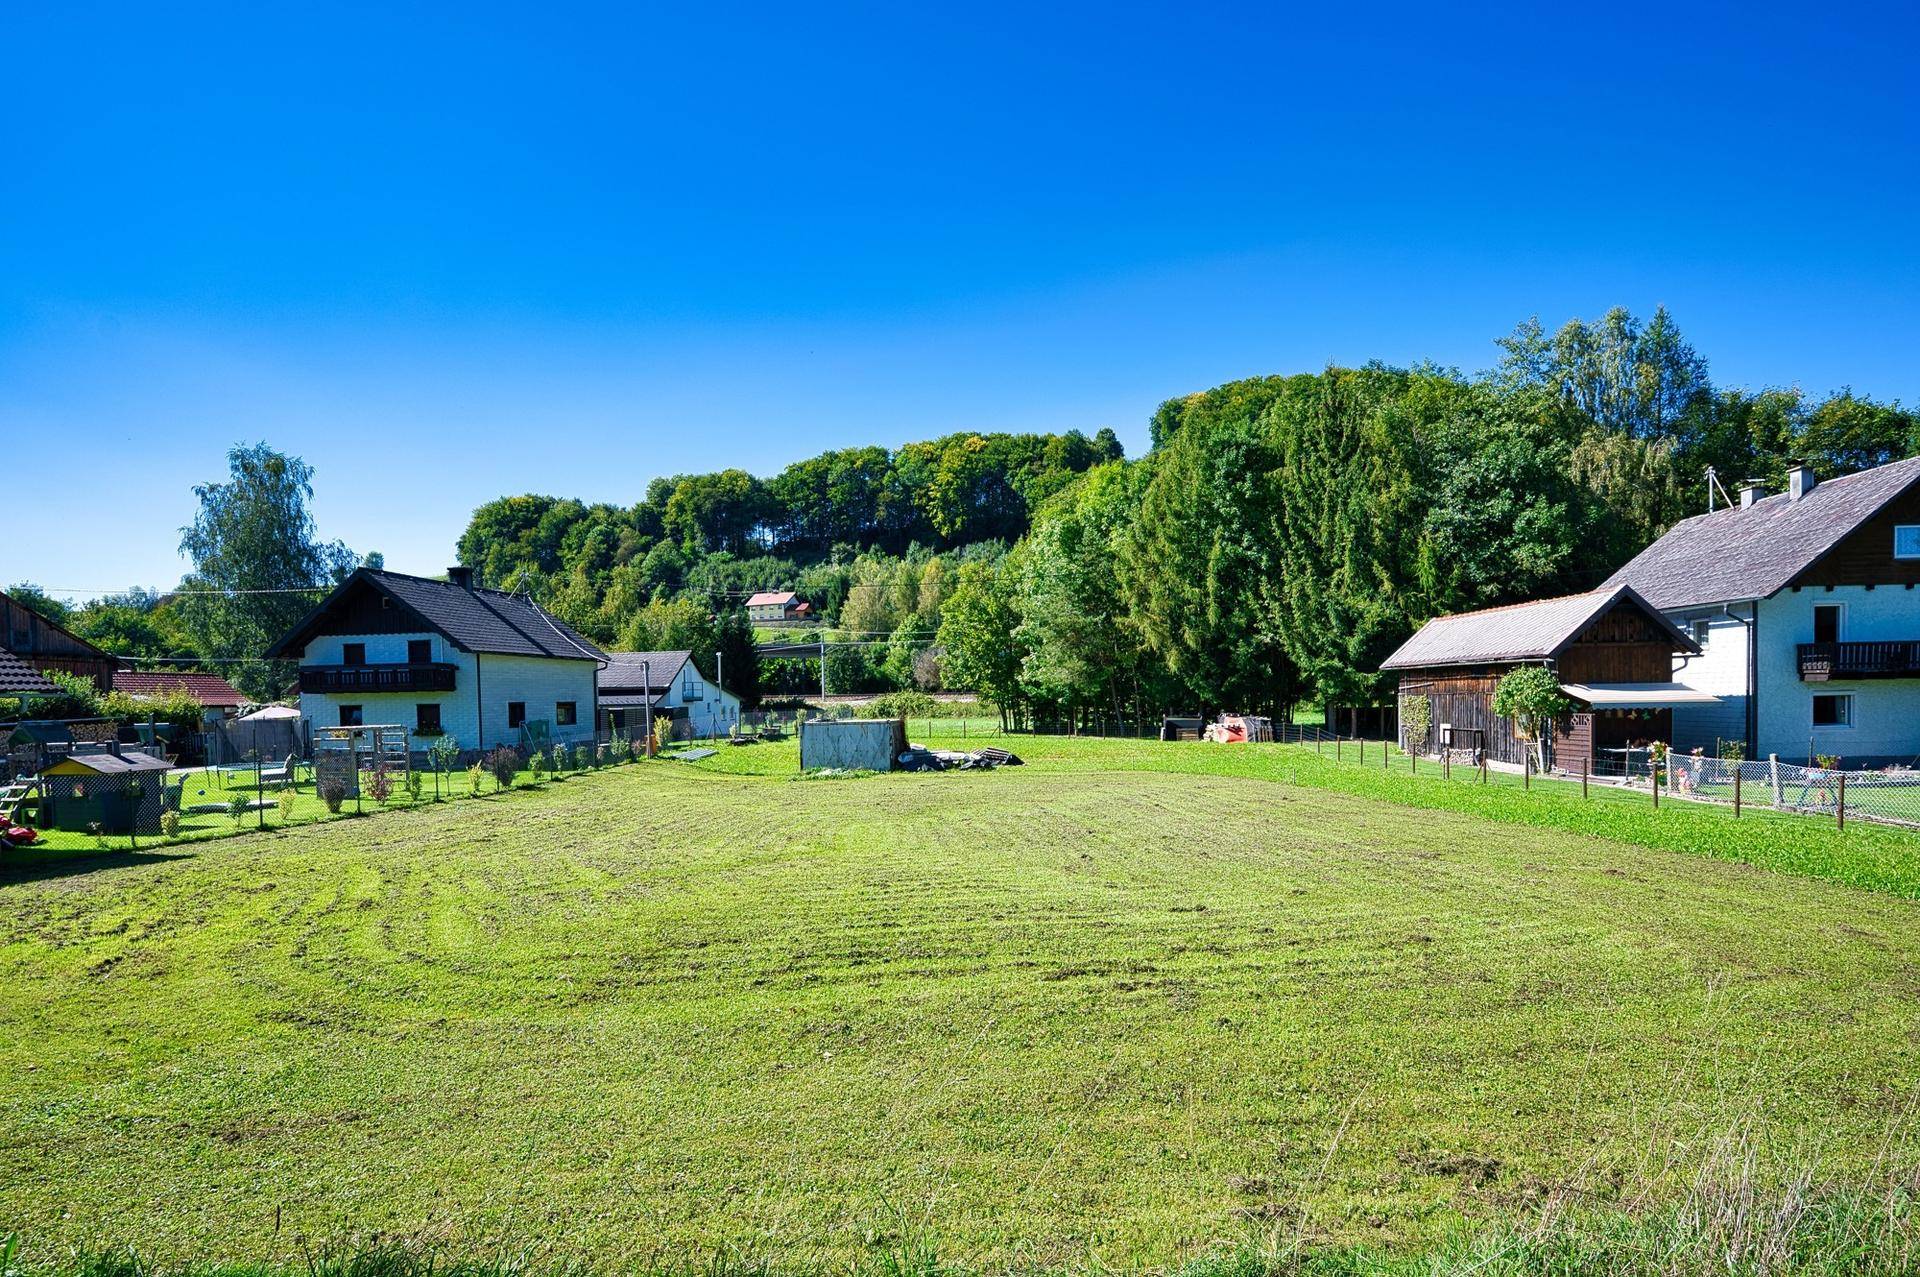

[445,309,1920,717]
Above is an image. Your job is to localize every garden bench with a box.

[257,755,302,789]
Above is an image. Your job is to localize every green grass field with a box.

[4,736,1920,1273]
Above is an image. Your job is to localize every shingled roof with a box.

[1380,584,1695,671]
[598,650,692,691]
[1604,456,1920,611]
[113,670,246,707]
[0,649,59,696]
[266,569,605,662]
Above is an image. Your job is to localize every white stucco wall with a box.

[1757,586,1920,764]
[1665,606,1752,754]
[297,630,598,753]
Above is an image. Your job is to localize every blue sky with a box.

[4,1,1917,596]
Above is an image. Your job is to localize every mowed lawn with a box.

[3,739,1920,1270]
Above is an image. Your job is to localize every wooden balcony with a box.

[298,663,458,694]
[1797,641,1920,682]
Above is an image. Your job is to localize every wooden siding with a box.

[1792,481,1920,590]
[306,579,439,639]
[1396,667,1528,766]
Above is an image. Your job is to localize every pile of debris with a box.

[896,744,1024,772]
[1204,714,1274,743]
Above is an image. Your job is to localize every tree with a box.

[1494,306,1711,439]
[1490,666,1572,771]
[4,583,74,628]
[936,562,1025,726]
[1122,417,1296,714]
[707,606,762,708]
[177,444,358,698]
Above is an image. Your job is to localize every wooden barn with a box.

[1380,584,1711,773]
[1,590,116,691]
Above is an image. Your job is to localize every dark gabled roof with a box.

[1380,584,1696,671]
[598,650,691,691]
[265,569,605,662]
[1604,456,1920,610]
[0,649,59,696]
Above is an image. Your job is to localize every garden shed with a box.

[38,750,171,835]
[1380,584,1711,773]
[800,718,906,772]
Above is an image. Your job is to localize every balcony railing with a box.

[1797,641,1920,682]
[298,662,458,694]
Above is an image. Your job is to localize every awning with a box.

[1560,682,1719,707]
[237,704,302,721]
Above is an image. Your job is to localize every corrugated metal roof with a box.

[1605,456,1920,610]
[1380,584,1694,671]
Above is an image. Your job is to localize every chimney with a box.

[1738,482,1760,509]
[1787,463,1815,503]
[447,565,475,589]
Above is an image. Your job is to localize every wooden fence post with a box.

[1837,774,1846,832]
[1652,761,1659,809]
[1733,767,1741,818]
[1523,752,1531,790]
[1335,735,1341,762]
[1443,750,1450,780]
[1480,754,1487,784]
[1382,739,1388,771]
[1581,758,1588,799]
[1411,747,1416,775]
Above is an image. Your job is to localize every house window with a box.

[415,704,442,734]
[1813,694,1852,728]
[408,639,432,664]
[682,669,703,700]
[1896,525,1920,559]
[555,701,577,726]
[339,705,363,727]
[506,701,526,729]
[342,643,367,666]
[1813,604,1842,645]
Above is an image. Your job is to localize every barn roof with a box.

[1604,456,1920,610]
[265,569,605,662]
[1380,584,1696,672]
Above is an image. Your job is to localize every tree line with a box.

[13,307,1915,719]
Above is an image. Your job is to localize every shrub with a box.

[1491,666,1573,770]
[276,790,296,823]
[87,820,106,848]
[486,746,519,791]
[467,762,486,796]
[228,793,250,826]
[404,770,423,803]
[869,690,937,720]
[319,779,347,814]
[529,748,551,780]
[1399,692,1432,753]
[427,736,462,777]
[366,766,393,805]
[159,809,181,841]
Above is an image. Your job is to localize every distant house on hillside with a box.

[1381,584,1703,772]
[597,650,740,739]
[0,590,115,691]
[1605,457,1920,766]
[746,591,810,624]
[265,566,603,753]
[113,670,246,717]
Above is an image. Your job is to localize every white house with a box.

[745,591,810,624]
[1605,457,1920,767]
[266,566,603,754]
[597,650,741,739]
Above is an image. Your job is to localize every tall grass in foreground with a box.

[16,1131,1920,1277]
